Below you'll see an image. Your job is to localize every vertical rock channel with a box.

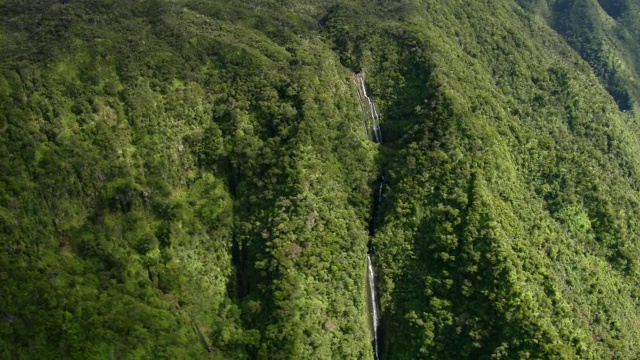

[354,73,383,360]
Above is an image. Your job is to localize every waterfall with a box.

[354,72,383,360]
[367,255,380,360]
[354,73,383,144]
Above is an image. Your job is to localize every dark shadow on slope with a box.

[597,0,628,20]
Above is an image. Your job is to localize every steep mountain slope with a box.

[519,0,640,111]
[348,1,640,357]
[3,0,640,359]
[0,1,375,358]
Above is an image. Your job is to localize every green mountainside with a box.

[3,0,640,358]
[519,0,640,112]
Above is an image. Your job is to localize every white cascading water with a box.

[354,74,383,144]
[354,77,370,138]
[367,255,380,360]
[354,72,383,360]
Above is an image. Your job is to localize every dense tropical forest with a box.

[3,0,640,358]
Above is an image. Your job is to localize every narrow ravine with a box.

[354,73,383,360]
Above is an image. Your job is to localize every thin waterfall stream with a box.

[367,254,380,360]
[355,73,383,144]
[354,73,383,360]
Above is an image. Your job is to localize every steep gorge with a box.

[354,72,384,360]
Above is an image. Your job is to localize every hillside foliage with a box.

[3,0,640,359]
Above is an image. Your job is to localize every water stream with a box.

[367,255,380,360]
[354,73,383,144]
[354,73,383,360]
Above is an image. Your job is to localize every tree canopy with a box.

[3,0,640,358]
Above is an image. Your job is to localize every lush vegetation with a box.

[3,0,640,358]
[0,1,375,358]
[519,0,640,112]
